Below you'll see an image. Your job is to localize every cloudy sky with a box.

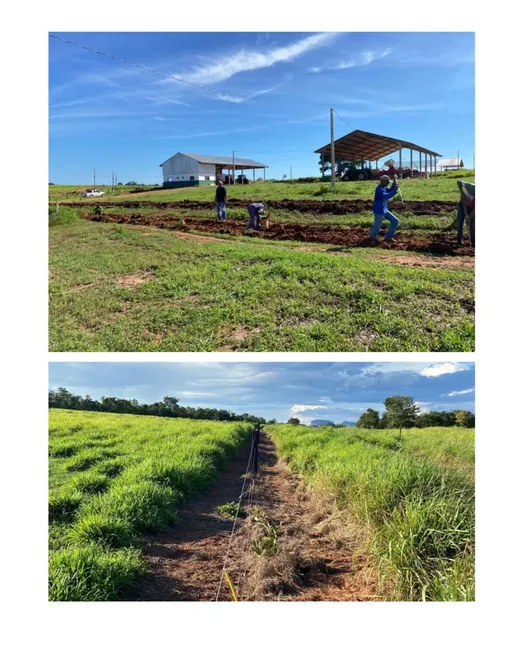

[49,362,475,424]
[49,32,474,184]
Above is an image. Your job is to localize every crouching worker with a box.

[370,174,400,242]
[456,180,475,247]
[215,180,227,221]
[247,202,265,230]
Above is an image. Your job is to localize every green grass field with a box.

[49,211,474,352]
[49,171,475,204]
[268,424,475,601]
[48,409,252,601]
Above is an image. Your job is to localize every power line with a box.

[49,34,233,100]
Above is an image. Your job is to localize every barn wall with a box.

[161,154,216,186]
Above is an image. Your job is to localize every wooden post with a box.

[264,167,266,182]
[330,108,336,190]
[56,202,59,214]
[410,149,413,177]
[419,151,422,175]
[399,147,402,170]
[253,168,255,183]
[232,151,235,184]
[425,153,428,175]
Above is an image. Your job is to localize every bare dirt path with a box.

[232,433,379,601]
[132,433,378,601]
[132,441,253,601]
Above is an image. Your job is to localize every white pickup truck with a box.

[81,189,105,197]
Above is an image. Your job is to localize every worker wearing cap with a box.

[370,175,400,242]
[456,180,475,247]
[215,181,227,221]
[247,202,264,230]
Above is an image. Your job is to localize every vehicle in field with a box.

[81,188,105,197]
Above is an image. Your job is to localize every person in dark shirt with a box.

[370,174,400,242]
[456,180,475,247]
[247,202,264,230]
[215,181,227,221]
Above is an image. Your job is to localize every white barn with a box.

[160,152,268,188]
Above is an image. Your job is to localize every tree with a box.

[383,396,420,435]
[318,154,331,177]
[287,417,301,425]
[117,182,123,186]
[125,181,138,185]
[454,410,475,428]
[357,409,380,430]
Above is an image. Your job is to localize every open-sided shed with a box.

[315,129,442,175]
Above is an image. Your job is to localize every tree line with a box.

[49,388,266,424]
[356,396,474,433]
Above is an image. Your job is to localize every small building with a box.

[437,158,464,171]
[160,152,268,188]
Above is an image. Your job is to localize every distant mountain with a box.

[340,421,356,427]
[311,419,335,426]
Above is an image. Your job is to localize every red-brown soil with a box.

[131,434,378,602]
[88,212,474,256]
[57,198,457,215]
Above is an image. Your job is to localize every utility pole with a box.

[232,151,235,185]
[290,165,292,181]
[330,108,336,190]
[93,168,96,189]
[457,150,460,170]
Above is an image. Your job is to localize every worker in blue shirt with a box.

[370,174,400,242]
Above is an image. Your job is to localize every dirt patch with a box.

[215,326,261,350]
[170,231,229,245]
[374,254,475,269]
[233,435,378,601]
[87,213,474,257]
[60,198,458,215]
[117,272,156,287]
[131,434,377,601]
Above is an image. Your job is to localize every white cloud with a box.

[179,391,218,397]
[310,49,392,73]
[420,363,470,378]
[291,404,326,413]
[172,33,337,85]
[415,401,433,414]
[443,388,475,397]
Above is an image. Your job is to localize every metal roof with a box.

[438,158,464,167]
[315,129,442,161]
[160,152,268,168]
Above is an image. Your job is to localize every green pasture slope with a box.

[50,171,474,204]
[48,409,252,601]
[49,210,474,353]
[268,424,475,601]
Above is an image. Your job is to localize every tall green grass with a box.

[48,409,253,600]
[268,425,474,601]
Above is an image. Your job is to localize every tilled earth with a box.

[87,212,474,256]
[59,198,458,215]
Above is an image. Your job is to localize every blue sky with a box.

[49,32,474,184]
[49,362,475,424]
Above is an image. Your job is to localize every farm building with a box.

[160,152,268,188]
[437,158,464,170]
[315,129,442,176]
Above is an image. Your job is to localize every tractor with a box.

[339,160,373,181]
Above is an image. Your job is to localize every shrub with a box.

[48,545,144,601]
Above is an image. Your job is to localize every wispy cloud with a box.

[443,388,475,397]
[171,33,338,86]
[310,48,392,73]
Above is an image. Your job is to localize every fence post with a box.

[56,202,59,214]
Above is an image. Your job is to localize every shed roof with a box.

[160,152,268,168]
[437,158,464,167]
[315,129,442,161]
